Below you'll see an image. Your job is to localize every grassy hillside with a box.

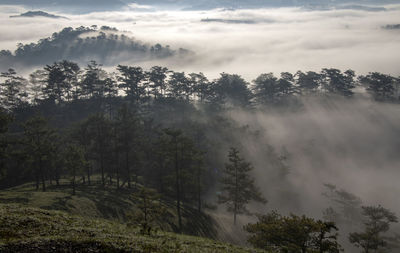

[0,204,266,252]
[0,180,217,238]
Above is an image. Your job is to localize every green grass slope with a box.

[0,180,217,238]
[0,204,266,253]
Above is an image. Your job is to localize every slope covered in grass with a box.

[0,181,217,238]
[0,204,266,252]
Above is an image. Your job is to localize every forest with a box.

[0,26,188,69]
[1,59,400,252]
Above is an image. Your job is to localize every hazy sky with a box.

[1,3,400,79]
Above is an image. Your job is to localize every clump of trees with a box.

[245,211,342,252]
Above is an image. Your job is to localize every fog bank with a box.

[1,5,400,78]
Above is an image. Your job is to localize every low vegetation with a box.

[0,204,266,252]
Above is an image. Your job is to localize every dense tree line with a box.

[1,62,399,114]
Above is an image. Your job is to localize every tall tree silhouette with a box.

[359,72,396,101]
[43,61,80,103]
[23,116,57,192]
[117,65,146,104]
[0,69,28,110]
[218,147,266,225]
[147,66,169,99]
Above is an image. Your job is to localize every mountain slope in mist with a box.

[9,10,68,19]
[0,26,191,70]
[0,0,127,13]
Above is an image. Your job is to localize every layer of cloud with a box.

[0,5,399,79]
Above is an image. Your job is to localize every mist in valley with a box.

[1,0,400,252]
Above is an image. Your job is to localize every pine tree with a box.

[359,72,396,101]
[321,68,355,97]
[218,147,266,225]
[0,69,28,110]
[70,120,93,185]
[295,70,322,95]
[23,116,57,192]
[64,144,87,195]
[117,65,146,104]
[130,187,166,235]
[189,72,211,102]
[43,61,80,103]
[252,73,279,105]
[115,105,140,189]
[163,128,184,232]
[349,205,398,253]
[147,66,169,99]
[214,73,253,108]
[0,110,12,180]
[85,114,112,187]
[168,71,191,100]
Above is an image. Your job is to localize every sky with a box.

[0,2,400,79]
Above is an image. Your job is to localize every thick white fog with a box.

[1,4,400,79]
[231,97,400,214]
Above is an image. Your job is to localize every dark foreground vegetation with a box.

[1,60,400,252]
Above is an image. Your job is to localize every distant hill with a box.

[0,0,126,13]
[0,26,191,70]
[383,24,400,29]
[10,11,68,19]
[201,18,256,24]
[133,0,400,10]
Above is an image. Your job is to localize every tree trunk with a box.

[144,194,148,224]
[41,170,46,192]
[116,164,120,189]
[84,148,91,185]
[126,150,131,188]
[114,131,119,189]
[55,166,60,186]
[134,169,138,189]
[174,138,182,233]
[234,160,238,225]
[101,155,105,187]
[39,159,46,192]
[72,169,76,195]
[196,163,202,212]
[35,166,39,191]
[87,164,91,185]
